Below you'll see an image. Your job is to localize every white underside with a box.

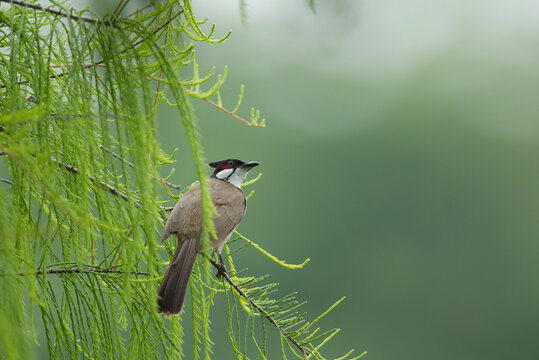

[216,167,249,188]
[227,168,250,188]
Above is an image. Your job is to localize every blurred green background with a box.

[157,1,539,358]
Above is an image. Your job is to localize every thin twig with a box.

[11,268,148,276]
[202,98,265,128]
[49,63,109,69]
[97,143,181,191]
[52,155,173,213]
[125,2,153,19]
[50,156,132,203]
[114,226,135,266]
[112,0,130,21]
[208,258,310,358]
[0,178,12,185]
[1,0,104,25]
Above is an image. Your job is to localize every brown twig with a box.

[3,148,171,205]
[208,258,310,358]
[125,2,153,19]
[114,226,135,266]
[3,148,177,212]
[13,268,148,276]
[112,0,130,21]
[49,63,109,69]
[0,157,130,202]
[50,156,132,203]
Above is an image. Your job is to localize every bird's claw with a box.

[215,263,227,279]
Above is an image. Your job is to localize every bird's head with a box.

[209,159,260,188]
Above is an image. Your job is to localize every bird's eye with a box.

[227,160,234,166]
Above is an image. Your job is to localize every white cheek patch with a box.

[216,168,233,180]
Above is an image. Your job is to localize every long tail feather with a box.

[157,237,198,316]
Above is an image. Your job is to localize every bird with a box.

[157,158,260,316]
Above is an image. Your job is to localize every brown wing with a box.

[209,178,246,252]
[161,184,203,242]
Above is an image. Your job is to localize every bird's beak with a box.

[240,161,260,170]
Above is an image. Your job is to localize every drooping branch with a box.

[73,8,185,73]
[0,4,257,130]
[0,8,184,89]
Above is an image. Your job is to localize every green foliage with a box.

[0,1,358,359]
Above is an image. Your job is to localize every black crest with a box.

[208,159,245,169]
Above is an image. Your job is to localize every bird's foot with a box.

[215,263,227,279]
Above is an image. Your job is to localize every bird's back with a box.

[161,178,246,250]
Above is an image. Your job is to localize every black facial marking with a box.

[209,158,246,179]
[208,159,245,169]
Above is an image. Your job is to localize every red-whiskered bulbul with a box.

[157,159,260,316]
